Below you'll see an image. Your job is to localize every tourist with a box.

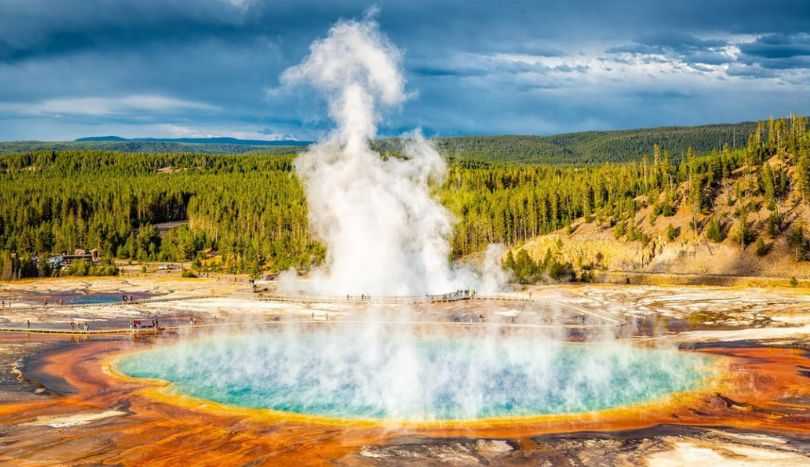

[26,320,30,329]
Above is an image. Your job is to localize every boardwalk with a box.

[258,291,621,324]
[256,290,473,305]
[0,290,624,335]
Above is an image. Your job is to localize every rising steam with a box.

[280,19,503,296]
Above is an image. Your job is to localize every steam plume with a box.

[281,19,503,296]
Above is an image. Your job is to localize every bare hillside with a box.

[514,155,810,279]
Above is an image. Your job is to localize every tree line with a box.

[1,115,808,279]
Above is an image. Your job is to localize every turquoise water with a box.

[117,329,712,421]
[69,294,126,304]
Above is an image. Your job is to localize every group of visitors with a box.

[428,289,475,301]
[130,319,159,330]
[70,321,90,332]
[41,298,68,306]
[339,289,476,302]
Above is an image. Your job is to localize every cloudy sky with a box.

[1,0,809,141]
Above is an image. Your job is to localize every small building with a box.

[62,249,99,265]
[49,249,100,269]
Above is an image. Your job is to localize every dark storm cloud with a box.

[0,0,809,140]
[0,0,246,62]
[608,32,725,54]
[740,33,810,59]
[606,32,732,68]
[737,33,810,70]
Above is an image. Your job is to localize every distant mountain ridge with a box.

[75,136,311,146]
[0,119,796,163]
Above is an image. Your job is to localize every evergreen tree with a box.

[706,217,725,243]
[788,223,807,261]
[755,237,769,256]
[797,150,810,204]
[666,223,677,241]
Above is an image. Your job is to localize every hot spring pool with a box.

[116,327,715,421]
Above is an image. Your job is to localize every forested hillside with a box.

[381,120,758,164]
[0,116,808,279]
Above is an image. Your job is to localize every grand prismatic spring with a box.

[115,329,714,421]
